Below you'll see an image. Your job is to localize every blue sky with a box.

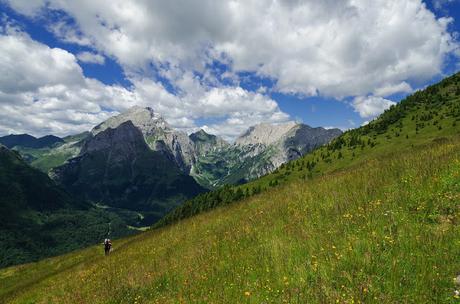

[0,0,459,140]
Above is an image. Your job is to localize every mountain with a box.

[189,129,229,155]
[156,71,460,227]
[236,122,342,165]
[235,122,299,146]
[92,106,195,172]
[88,107,341,189]
[191,122,342,188]
[3,72,460,303]
[0,134,63,149]
[51,121,205,225]
[0,145,132,268]
[7,108,340,189]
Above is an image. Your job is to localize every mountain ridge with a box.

[0,134,63,149]
[3,71,460,303]
[51,120,205,224]
[19,107,340,189]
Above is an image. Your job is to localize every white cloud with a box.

[374,81,413,97]
[352,96,396,118]
[76,51,105,64]
[5,0,457,99]
[132,77,290,138]
[2,0,459,138]
[0,25,84,94]
[0,23,289,139]
[0,25,140,136]
[3,0,45,16]
[48,20,92,46]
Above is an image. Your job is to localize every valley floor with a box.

[1,138,460,303]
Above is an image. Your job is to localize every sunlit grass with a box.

[1,137,459,303]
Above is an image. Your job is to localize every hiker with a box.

[103,238,112,256]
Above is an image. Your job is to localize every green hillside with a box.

[0,145,133,268]
[10,132,90,174]
[156,72,460,227]
[1,72,460,303]
[1,134,459,303]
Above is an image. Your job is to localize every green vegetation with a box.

[191,144,278,189]
[1,135,459,303]
[1,72,459,303]
[0,146,133,268]
[157,71,460,227]
[10,132,90,173]
[53,121,205,225]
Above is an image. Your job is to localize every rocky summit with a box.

[235,122,299,146]
[52,121,205,223]
[87,107,342,189]
[92,106,195,172]
[10,107,342,190]
[191,122,342,188]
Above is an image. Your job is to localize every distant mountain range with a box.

[192,121,342,187]
[1,106,341,190]
[0,107,340,245]
[0,134,63,149]
[0,109,339,267]
[88,106,342,188]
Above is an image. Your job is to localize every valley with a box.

[1,71,459,303]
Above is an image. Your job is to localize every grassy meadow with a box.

[1,135,459,303]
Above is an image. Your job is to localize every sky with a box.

[0,0,459,141]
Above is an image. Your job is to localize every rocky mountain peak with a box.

[91,106,170,136]
[82,121,147,156]
[190,129,219,142]
[189,129,229,155]
[235,121,299,146]
[90,106,195,173]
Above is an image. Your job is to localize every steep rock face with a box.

[92,106,195,172]
[273,124,343,167]
[192,122,342,188]
[235,122,298,146]
[52,121,205,222]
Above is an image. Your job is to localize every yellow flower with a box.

[244,291,251,296]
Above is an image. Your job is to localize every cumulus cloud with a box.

[0,22,288,139]
[131,77,290,137]
[2,0,459,138]
[352,96,396,118]
[0,25,139,136]
[76,51,105,64]
[373,82,413,97]
[5,0,457,98]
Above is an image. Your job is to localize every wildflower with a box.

[244,291,251,296]
[454,275,460,286]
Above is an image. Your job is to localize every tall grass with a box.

[1,137,459,303]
